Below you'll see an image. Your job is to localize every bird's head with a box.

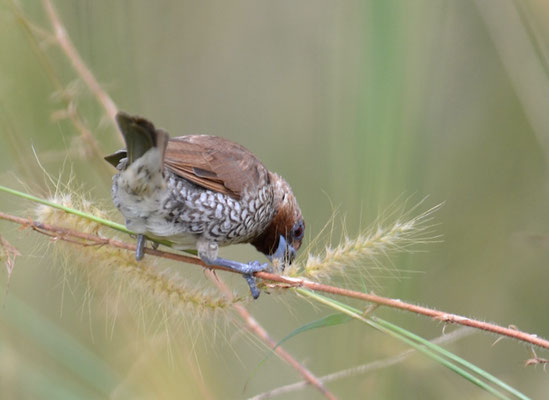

[251,173,305,268]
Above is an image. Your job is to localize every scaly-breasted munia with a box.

[105,112,305,298]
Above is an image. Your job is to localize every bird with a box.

[105,112,305,298]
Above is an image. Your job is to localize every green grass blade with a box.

[297,288,528,400]
[373,318,529,400]
[273,313,352,352]
[246,313,353,389]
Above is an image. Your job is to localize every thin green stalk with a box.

[373,318,528,400]
[0,185,127,232]
[296,288,528,400]
[0,184,174,248]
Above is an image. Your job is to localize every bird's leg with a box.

[136,234,146,261]
[197,239,266,299]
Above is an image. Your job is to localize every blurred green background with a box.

[1,0,549,398]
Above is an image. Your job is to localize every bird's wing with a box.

[164,135,270,200]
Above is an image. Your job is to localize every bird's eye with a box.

[292,221,305,241]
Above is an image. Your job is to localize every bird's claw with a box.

[246,260,269,274]
[242,261,267,299]
[243,273,260,299]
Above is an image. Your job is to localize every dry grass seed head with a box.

[286,202,442,290]
[33,192,241,339]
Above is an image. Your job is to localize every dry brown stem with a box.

[9,0,111,172]
[0,234,20,278]
[207,271,337,400]
[250,327,474,400]
[42,0,119,135]
[1,210,548,352]
[0,211,334,399]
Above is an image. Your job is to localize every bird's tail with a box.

[105,112,169,167]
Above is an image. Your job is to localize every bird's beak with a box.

[268,235,296,266]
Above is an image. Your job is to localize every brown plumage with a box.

[164,135,270,200]
[106,112,305,298]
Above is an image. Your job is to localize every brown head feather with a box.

[251,173,304,255]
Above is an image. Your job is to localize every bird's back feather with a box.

[164,135,270,200]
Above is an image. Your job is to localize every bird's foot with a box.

[203,257,268,299]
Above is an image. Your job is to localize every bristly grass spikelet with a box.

[33,192,242,329]
[286,201,442,287]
